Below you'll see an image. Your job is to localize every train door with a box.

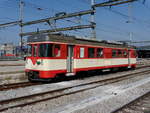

[128,50,131,68]
[67,45,74,73]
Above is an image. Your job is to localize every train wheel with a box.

[27,72,39,82]
[110,68,119,72]
[28,75,35,82]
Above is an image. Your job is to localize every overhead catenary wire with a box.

[19,0,131,39]
[102,7,150,30]
[0,0,91,37]
[20,24,95,36]
[23,0,147,41]
[0,0,150,44]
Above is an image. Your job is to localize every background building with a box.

[136,45,150,58]
[0,43,15,56]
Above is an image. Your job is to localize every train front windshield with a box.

[39,44,53,57]
[39,44,61,57]
[27,44,61,57]
[27,45,32,57]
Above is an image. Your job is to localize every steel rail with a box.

[113,91,150,113]
[0,82,41,91]
[0,69,150,112]
[0,64,24,67]
[0,65,149,91]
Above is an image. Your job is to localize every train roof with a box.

[27,34,135,49]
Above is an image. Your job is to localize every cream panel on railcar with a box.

[110,58,129,66]
[26,59,67,71]
[74,59,104,69]
[74,58,129,69]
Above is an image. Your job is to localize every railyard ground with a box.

[0,58,150,84]
[0,58,149,113]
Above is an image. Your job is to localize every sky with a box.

[0,0,150,46]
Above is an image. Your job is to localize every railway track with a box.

[114,92,150,113]
[0,64,24,67]
[0,69,150,112]
[0,82,41,91]
[136,65,150,69]
[0,65,150,91]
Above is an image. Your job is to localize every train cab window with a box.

[80,47,85,58]
[97,48,103,58]
[112,49,117,58]
[53,44,61,57]
[33,45,37,57]
[27,45,32,56]
[39,44,53,57]
[88,48,95,58]
[39,44,61,57]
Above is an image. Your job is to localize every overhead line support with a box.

[130,41,150,43]
[21,10,95,26]
[20,24,95,36]
[0,21,20,27]
[93,0,137,7]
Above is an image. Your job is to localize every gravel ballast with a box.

[58,76,150,113]
[1,73,150,113]
[0,67,149,101]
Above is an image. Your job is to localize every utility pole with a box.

[129,32,133,45]
[19,0,24,56]
[91,0,96,39]
[128,2,132,23]
[128,2,133,45]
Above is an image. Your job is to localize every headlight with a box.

[36,61,41,65]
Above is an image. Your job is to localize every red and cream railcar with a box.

[25,34,136,81]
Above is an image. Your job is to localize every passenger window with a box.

[97,48,103,58]
[112,49,117,58]
[33,45,37,57]
[88,48,95,58]
[123,51,127,58]
[118,50,122,57]
[80,47,85,58]
[54,44,61,57]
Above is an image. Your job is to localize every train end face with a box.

[25,57,56,82]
